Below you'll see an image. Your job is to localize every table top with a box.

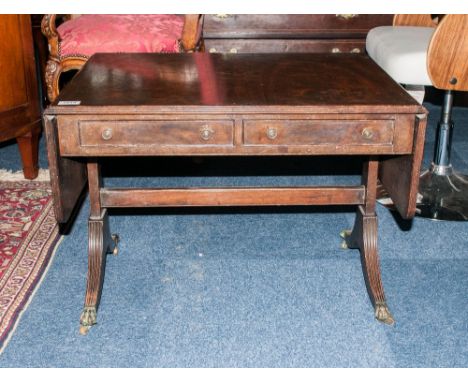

[49,53,424,115]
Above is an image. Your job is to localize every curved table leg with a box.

[342,205,395,325]
[79,209,119,335]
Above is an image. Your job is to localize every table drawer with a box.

[203,14,393,39]
[243,119,395,147]
[78,120,233,147]
[58,119,235,155]
[205,39,365,54]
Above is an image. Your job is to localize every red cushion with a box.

[58,14,184,58]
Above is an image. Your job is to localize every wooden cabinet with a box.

[0,15,41,179]
[203,14,393,54]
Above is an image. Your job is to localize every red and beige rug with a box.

[0,170,61,353]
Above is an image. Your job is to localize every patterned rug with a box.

[0,170,61,353]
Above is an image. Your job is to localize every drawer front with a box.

[78,120,234,147]
[204,14,393,39]
[205,39,365,54]
[57,118,235,155]
[243,120,395,147]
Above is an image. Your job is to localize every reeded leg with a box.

[342,205,394,325]
[79,209,118,335]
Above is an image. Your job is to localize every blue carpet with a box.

[0,103,467,367]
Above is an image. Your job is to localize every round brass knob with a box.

[229,48,238,54]
[200,126,214,141]
[266,127,278,140]
[331,47,341,54]
[351,48,361,54]
[101,128,113,140]
[362,128,374,140]
[336,14,358,20]
[209,48,217,53]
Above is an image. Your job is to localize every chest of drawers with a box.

[203,14,393,54]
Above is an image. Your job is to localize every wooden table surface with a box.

[50,53,421,113]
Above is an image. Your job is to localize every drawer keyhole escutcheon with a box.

[266,127,278,140]
[101,128,113,140]
[362,128,374,140]
[200,126,215,141]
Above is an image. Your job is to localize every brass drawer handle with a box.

[266,127,278,140]
[331,47,341,54]
[214,14,232,19]
[351,48,361,54]
[200,126,214,141]
[362,128,374,140]
[209,47,237,53]
[336,14,358,20]
[101,128,113,140]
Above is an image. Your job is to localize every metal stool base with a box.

[378,90,468,221]
[416,164,468,221]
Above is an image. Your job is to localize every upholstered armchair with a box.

[367,14,468,220]
[41,14,203,102]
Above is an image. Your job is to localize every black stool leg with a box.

[417,90,468,220]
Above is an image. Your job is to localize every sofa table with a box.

[44,53,427,334]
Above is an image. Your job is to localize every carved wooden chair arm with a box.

[41,14,60,59]
[180,14,204,52]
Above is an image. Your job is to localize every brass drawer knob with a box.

[229,48,238,54]
[266,127,278,140]
[209,48,217,53]
[101,128,113,140]
[362,128,374,140]
[331,47,341,54]
[351,48,361,54]
[336,14,358,20]
[200,126,214,141]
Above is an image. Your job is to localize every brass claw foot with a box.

[340,229,352,249]
[374,302,395,325]
[111,234,119,256]
[79,306,97,335]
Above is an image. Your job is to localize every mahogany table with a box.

[44,53,427,334]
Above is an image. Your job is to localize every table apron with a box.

[55,114,416,156]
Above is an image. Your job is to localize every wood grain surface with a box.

[48,53,422,113]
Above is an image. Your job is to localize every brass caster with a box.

[340,229,352,239]
[79,306,97,334]
[340,229,352,249]
[374,302,395,325]
[111,234,119,256]
[79,325,91,335]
